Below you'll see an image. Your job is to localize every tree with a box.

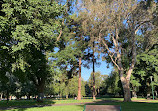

[0,0,64,102]
[81,0,156,101]
[132,0,158,98]
[99,70,122,97]
[0,0,15,102]
[54,12,91,100]
[134,44,158,98]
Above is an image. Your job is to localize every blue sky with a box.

[81,60,113,81]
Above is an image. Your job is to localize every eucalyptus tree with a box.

[0,0,65,102]
[81,0,156,101]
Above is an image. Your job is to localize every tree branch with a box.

[57,30,62,41]
[135,20,151,34]
[126,31,136,80]
[101,39,120,70]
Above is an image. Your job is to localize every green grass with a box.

[3,105,84,111]
[3,102,158,111]
[1,98,158,111]
[99,97,147,101]
[53,99,94,104]
[98,102,158,111]
[0,99,94,107]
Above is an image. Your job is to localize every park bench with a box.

[83,105,121,111]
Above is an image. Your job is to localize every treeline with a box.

[0,0,158,102]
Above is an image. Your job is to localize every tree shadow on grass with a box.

[1,99,56,111]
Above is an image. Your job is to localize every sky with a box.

[81,60,113,81]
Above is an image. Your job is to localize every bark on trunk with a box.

[97,89,100,96]
[77,57,82,100]
[37,80,45,102]
[132,91,137,98]
[92,42,96,100]
[66,95,68,99]
[132,87,137,98]
[0,93,2,101]
[147,93,150,99]
[9,96,12,100]
[119,69,131,102]
[27,95,30,100]
[155,91,157,98]
[6,90,9,103]
[121,78,131,102]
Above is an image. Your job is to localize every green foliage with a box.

[135,44,158,80]
[3,0,64,70]
[100,70,122,96]
[46,74,85,98]
[0,0,65,101]
[133,44,158,96]
[88,71,104,95]
[68,76,86,97]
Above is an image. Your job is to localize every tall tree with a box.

[92,42,96,100]
[81,0,156,101]
[0,0,64,102]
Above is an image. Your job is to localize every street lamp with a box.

[150,76,154,100]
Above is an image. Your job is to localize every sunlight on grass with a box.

[4,102,158,111]
[0,98,95,107]
[5,105,84,111]
[53,99,94,104]
[2,98,158,111]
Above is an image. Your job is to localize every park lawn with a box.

[0,99,95,107]
[53,98,95,104]
[3,102,158,111]
[1,98,158,111]
[101,97,158,103]
[3,105,84,111]
[0,97,151,107]
[99,97,147,101]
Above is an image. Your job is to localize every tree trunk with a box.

[147,93,150,99]
[132,90,137,98]
[132,86,137,98]
[37,80,45,102]
[97,89,100,96]
[27,94,30,100]
[121,78,131,102]
[66,95,68,99]
[9,96,12,100]
[77,57,82,100]
[92,42,96,100]
[6,90,9,104]
[0,93,2,101]
[155,91,157,98]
